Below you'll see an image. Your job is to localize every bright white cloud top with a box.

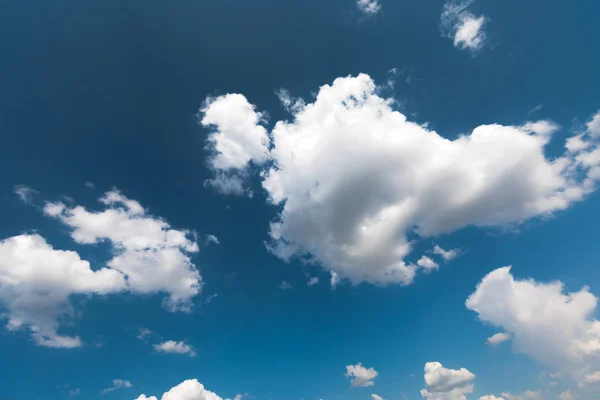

[346,363,379,387]
[467,267,600,385]
[135,379,234,400]
[357,0,381,16]
[440,0,487,51]
[486,332,511,346]
[420,361,476,400]
[200,74,600,288]
[154,340,196,357]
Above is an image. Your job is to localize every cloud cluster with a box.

[467,267,600,384]
[420,362,475,400]
[200,74,600,288]
[0,191,202,347]
[346,363,379,387]
[440,0,487,51]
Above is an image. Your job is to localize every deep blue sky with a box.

[1,0,599,399]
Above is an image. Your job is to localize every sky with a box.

[1,0,600,399]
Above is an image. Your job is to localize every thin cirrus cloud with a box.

[199,73,600,289]
[440,0,487,51]
[0,190,202,348]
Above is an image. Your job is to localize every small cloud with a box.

[330,270,340,289]
[153,340,196,357]
[307,277,319,286]
[69,388,81,397]
[137,328,152,341]
[486,332,512,346]
[346,363,379,387]
[440,0,487,52]
[205,293,218,303]
[357,0,382,16]
[204,234,220,246]
[84,181,95,189]
[416,256,439,272]
[101,379,132,395]
[279,280,293,290]
[432,245,461,262]
[371,395,384,400]
[13,185,38,205]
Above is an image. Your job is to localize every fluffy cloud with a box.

[372,395,384,400]
[466,267,600,382]
[258,74,598,286]
[588,111,600,136]
[307,276,319,286]
[357,0,381,16]
[101,379,132,394]
[417,256,439,272]
[0,234,126,347]
[136,379,225,400]
[583,370,600,385]
[486,332,511,346]
[440,0,487,51]
[346,363,379,387]
[420,362,475,400]
[44,190,202,312]
[154,340,196,357]
[480,396,504,400]
[200,93,270,196]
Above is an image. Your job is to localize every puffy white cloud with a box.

[200,93,270,195]
[372,395,384,400]
[480,396,504,400]
[420,362,475,400]
[467,267,600,381]
[587,111,600,136]
[260,74,599,286]
[440,0,487,51]
[13,184,38,204]
[307,276,319,286]
[417,256,439,272]
[486,332,512,346]
[204,234,220,246]
[101,379,132,394]
[583,370,600,384]
[44,190,202,312]
[432,245,460,262]
[357,0,381,15]
[346,363,379,387]
[0,234,126,348]
[153,340,196,357]
[137,379,224,400]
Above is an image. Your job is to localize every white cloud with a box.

[559,390,575,400]
[420,362,475,400]
[0,234,126,348]
[587,110,600,136]
[69,388,81,397]
[357,0,381,16]
[417,256,439,272]
[583,370,600,385]
[200,93,270,196]
[486,332,512,346]
[13,184,38,204]
[480,396,504,400]
[432,245,460,262]
[467,267,600,382]
[278,280,293,290]
[101,379,132,395]
[346,363,379,387]
[330,270,340,289]
[307,276,319,286]
[44,190,202,312]
[154,340,196,357]
[136,379,225,400]
[372,395,384,400]
[204,234,220,246]
[440,0,487,51]
[257,74,599,287]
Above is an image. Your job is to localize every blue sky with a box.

[1,0,600,399]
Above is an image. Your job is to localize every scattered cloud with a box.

[69,388,81,397]
[480,396,504,400]
[587,110,600,136]
[582,370,600,385]
[432,245,460,262]
[153,340,196,357]
[371,395,384,400]
[330,270,340,289]
[13,184,38,204]
[199,93,270,196]
[346,363,378,387]
[137,328,153,341]
[84,181,95,189]
[417,256,439,272]
[204,234,220,246]
[102,379,133,395]
[467,267,600,385]
[278,280,293,290]
[307,276,319,286]
[559,390,575,400]
[486,332,512,346]
[440,0,487,51]
[357,0,381,16]
[44,190,202,312]
[205,293,218,304]
[420,361,476,400]
[135,379,225,400]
